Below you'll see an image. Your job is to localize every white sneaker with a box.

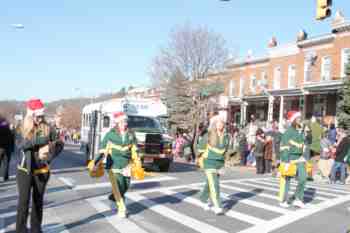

[203,203,212,211]
[212,207,224,215]
[117,211,127,218]
[293,199,305,208]
[279,202,290,208]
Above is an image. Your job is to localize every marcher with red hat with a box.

[16,98,63,233]
[92,111,140,218]
[278,111,307,208]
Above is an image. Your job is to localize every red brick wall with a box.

[221,32,350,98]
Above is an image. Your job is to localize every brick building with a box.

[220,11,350,128]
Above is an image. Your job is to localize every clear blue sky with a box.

[1,0,349,102]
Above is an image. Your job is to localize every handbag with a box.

[87,160,104,178]
[306,161,313,174]
[131,161,145,180]
[279,162,297,177]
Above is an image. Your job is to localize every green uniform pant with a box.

[279,162,307,202]
[200,170,222,208]
[108,170,130,214]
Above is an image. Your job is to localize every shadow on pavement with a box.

[224,188,262,210]
[128,189,199,216]
[44,207,118,232]
[168,161,198,173]
[44,192,110,210]
[131,181,164,190]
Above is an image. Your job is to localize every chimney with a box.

[332,10,349,33]
[332,10,345,25]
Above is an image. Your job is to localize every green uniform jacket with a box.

[200,131,229,170]
[98,128,137,169]
[197,133,208,155]
[280,126,304,162]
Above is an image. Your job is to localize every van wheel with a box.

[156,159,171,172]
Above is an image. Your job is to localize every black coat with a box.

[335,136,350,163]
[18,126,64,175]
[0,124,14,152]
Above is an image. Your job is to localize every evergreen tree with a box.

[337,56,350,132]
[164,71,193,133]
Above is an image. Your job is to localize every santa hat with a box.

[26,99,45,116]
[113,111,127,123]
[287,111,301,123]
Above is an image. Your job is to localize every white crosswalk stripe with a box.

[160,189,267,225]
[229,180,329,201]
[127,192,229,233]
[87,196,149,233]
[262,178,350,195]
[220,183,282,201]
[72,176,177,191]
[248,180,341,197]
[189,185,292,214]
[267,177,350,192]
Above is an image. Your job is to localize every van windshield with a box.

[127,116,161,130]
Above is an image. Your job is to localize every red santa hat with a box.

[26,99,45,116]
[287,111,301,123]
[113,111,127,123]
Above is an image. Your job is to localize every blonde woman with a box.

[92,112,140,218]
[16,99,59,233]
[199,116,229,215]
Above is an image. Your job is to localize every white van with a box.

[81,97,173,171]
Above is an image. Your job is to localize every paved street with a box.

[1,145,350,233]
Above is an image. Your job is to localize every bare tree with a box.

[60,105,82,130]
[151,23,229,85]
[150,23,229,159]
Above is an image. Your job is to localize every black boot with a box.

[108,193,115,202]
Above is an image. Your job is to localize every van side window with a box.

[103,116,110,128]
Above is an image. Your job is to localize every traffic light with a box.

[316,0,332,20]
